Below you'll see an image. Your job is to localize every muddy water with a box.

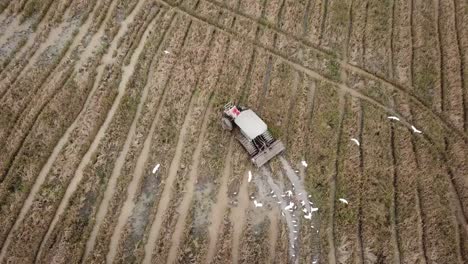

[278,156,321,263]
[260,167,299,264]
[237,156,322,263]
[267,208,279,263]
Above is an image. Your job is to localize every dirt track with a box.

[0,0,467,263]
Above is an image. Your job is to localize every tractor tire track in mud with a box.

[35,2,155,261]
[82,10,176,261]
[0,0,466,262]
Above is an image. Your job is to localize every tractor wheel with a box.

[221,117,233,131]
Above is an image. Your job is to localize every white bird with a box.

[293,230,298,233]
[286,190,293,197]
[248,170,252,182]
[253,200,263,208]
[284,202,294,210]
[311,207,318,212]
[152,164,160,174]
[301,160,308,167]
[164,50,170,54]
[411,125,422,134]
[351,138,360,146]
[387,116,400,121]
[304,212,312,220]
[302,208,308,214]
[339,198,349,204]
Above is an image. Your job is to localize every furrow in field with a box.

[2,0,73,83]
[35,2,154,261]
[326,91,345,264]
[320,0,352,57]
[85,17,192,264]
[139,22,216,264]
[333,95,364,264]
[0,0,68,93]
[117,17,228,264]
[81,10,175,262]
[284,71,303,149]
[0,1,151,258]
[435,0,444,113]
[200,33,254,263]
[267,208,279,263]
[391,0,431,262]
[0,0,101,180]
[166,98,214,264]
[300,81,342,263]
[0,0,108,187]
[278,0,307,38]
[414,138,461,263]
[389,123,402,264]
[303,78,317,160]
[197,0,468,143]
[0,0,136,256]
[159,0,467,148]
[138,86,197,263]
[452,0,468,132]
[231,172,250,264]
[360,102,398,263]
[36,7,167,263]
[344,0,354,60]
[415,187,429,263]
[175,29,232,263]
[205,141,233,263]
[105,39,193,264]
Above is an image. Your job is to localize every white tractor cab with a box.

[222,102,285,167]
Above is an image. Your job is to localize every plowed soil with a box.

[0,0,466,263]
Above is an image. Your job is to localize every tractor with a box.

[221,102,285,167]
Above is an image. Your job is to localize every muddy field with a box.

[0,0,466,263]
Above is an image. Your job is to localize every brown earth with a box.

[0,0,466,263]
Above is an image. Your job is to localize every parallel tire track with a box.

[166,97,214,264]
[34,1,153,260]
[0,0,103,182]
[81,10,175,262]
[104,17,192,264]
[205,140,233,263]
[327,91,346,264]
[0,0,127,255]
[0,0,69,94]
[141,25,219,264]
[389,123,402,264]
[140,85,197,264]
[185,0,468,141]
